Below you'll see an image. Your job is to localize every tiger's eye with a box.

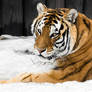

[50,33,58,38]
[60,24,64,30]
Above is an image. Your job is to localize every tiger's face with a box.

[31,3,78,60]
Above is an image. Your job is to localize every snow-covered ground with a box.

[0,80,92,92]
[0,35,92,92]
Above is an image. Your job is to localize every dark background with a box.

[0,0,92,36]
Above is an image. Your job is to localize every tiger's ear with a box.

[66,9,78,23]
[37,3,47,15]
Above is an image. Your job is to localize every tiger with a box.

[0,2,92,83]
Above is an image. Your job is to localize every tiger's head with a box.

[31,3,78,60]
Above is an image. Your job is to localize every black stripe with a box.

[54,54,88,71]
[81,67,92,82]
[57,13,63,17]
[54,62,76,70]
[47,10,57,13]
[33,17,42,32]
[45,14,60,21]
[55,42,65,48]
[61,9,66,13]
[55,32,65,44]
[63,54,89,70]
[55,31,66,48]
[73,30,84,51]
[53,66,64,70]
[56,39,64,44]
[83,19,90,30]
[60,59,92,80]
[68,38,70,51]
[71,45,89,58]
[66,37,70,55]
[55,29,66,44]
[55,15,60,21]
[53,20,58,24]
[62,20,69,28]
[59,42,65,48]
[54,44,58,48]
[59,29,69,51]
[22,74,32,81]
[51,15,59,19]
[37,20,41,25]
[43,18,48,20]
[51,24,56,27]
[60,24,64,30]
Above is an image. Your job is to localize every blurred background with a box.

[0,0,92,36]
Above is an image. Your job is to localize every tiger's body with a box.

[0,3,92,83]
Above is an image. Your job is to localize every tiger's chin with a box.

[39,51,65,61]
[34,48,67,61]
[39,51,56,60]
[39,54,55,60]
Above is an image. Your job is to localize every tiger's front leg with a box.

[0,73,56,83]
[0,71,62,84]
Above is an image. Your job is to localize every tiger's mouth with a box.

[39,53,56,60]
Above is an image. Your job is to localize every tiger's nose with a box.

[37,49,46,54]
[34,44,46,53]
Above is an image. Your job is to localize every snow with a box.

[0,81,92,92]
[0,35,92,92]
